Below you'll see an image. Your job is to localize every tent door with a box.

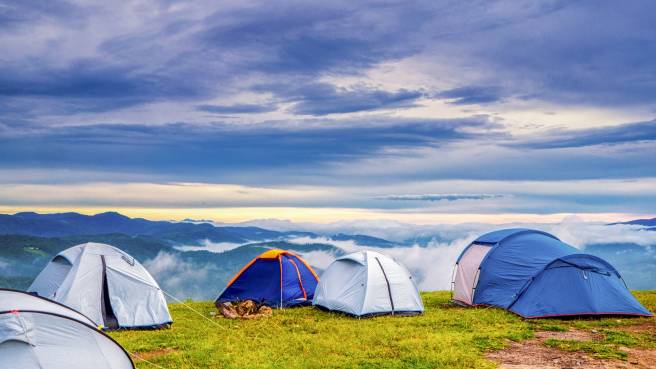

[100,256,119,330]
[453,244,491,305]
[374,257,395,314]
[288,259,308,300]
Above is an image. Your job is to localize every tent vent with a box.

[52,255,72,265]
[121,255,135,266]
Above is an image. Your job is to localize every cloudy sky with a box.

[1,0,655,223]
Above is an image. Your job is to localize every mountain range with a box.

[0,211,398,298]
[1,211,654,300]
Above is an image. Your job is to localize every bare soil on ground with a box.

[486,321,656,369]
[134,348,178,361]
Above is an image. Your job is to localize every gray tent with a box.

[0,289,134,369]
[313,250,424,317]
[29,242,172,329]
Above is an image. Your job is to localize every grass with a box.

[110,291,655,369]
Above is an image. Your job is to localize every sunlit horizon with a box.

[0,206,646,225]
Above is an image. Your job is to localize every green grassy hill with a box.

[111,291,656,369]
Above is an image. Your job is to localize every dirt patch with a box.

[133,348,178,361]
[486,328,655,369]
[487,338,614,369]
[535,329,602,341]
[616,320,656,334]
[620,347,656,368]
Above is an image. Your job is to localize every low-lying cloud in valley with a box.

[144,251,219,301]
[148,217,655,299]
[174,240,244,253]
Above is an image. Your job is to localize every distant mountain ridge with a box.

[0,211,288,243]
[0,211,403,297]
[0,211,399,246]
[609,217,656,227]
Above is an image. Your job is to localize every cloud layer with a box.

[159,218,656,296]
[1,0,655,216]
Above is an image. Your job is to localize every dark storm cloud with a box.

[437,86,504,105]
[514,120,656,149]
[2,1,655,116]
[0,59,206,114]
[0,116,499,180]
[0,0,85,29]
[259,83,424,116]
[196,103,278,114]
[1,0,656,196]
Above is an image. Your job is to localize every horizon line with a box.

[0,207,649,225]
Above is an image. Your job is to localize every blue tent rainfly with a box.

[452,228,653,318]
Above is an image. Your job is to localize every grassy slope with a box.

[111,291,655,369]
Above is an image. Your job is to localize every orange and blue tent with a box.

[215,249,319,308]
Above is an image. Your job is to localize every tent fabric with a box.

[216,249,319,308]
[313,250,424,317]
[452,244,491,305]
[28,243,172,329]
[0,290,134,369]
[474,230,576,308]
[0,289,97,327]
[452,229,653,318]
[509,254,652,318]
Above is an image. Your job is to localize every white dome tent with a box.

[313,250,424,317]
[28,242,172,330]
[0,289,134,369]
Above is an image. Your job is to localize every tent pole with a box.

[279,256,283,309]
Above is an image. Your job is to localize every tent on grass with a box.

[313,250,424,317]
[0,289,134,369]
[28,242,172,329]
[452,228,653,318]
[216,249,319,308]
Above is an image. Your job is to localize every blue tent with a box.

[452,228,652,318]
[215,249,319,308]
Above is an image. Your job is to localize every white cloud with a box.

[143,251,214,300]
[540,217,656,248]
[286,234,479,291]
[233,218,656,291]
[143,218,655,298]
[297,250,340,271]
[174,239,244,253]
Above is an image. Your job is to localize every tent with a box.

[28,242,172,329]
[452,228,653,318]
[216,249,319,308]
[0,289,134,369]
[313,250,424,317]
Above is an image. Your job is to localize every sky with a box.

[1,0,655,223]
